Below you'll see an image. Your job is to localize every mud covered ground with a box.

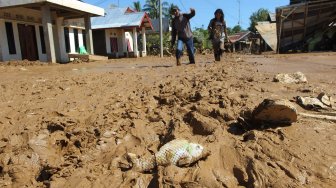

[0,53,335,187]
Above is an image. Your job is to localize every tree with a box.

[132,1,142,12]
[143,0,169,19]
[232,25,243,33]
[193,26,212,50]
[248,8,269,32]
[167,3,178,19]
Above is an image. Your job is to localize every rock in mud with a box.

[273,72,307,84]
[252,99,297,125]
[317,92,334,107]
[296,96,327,110]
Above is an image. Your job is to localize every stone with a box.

[317,92,333,107]
[252,99,297,125]
[273,72,307,84]
[296,96,327,110]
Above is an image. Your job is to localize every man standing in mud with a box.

[171,7,196,66]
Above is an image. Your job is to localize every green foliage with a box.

[248,8,270,32]
[146,33,171,55]
[232,25,243,33]
[132,1,142,12]
[143,0,169,19]
[167,3,178,20]
[193,26,212,50]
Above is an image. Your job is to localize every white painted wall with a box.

[0,19,22,61]
[125,32,133,52]
[105,29,111,54]
[68,28,76,53]
[35,25,48,62]
[67,27,85,54]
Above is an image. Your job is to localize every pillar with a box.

[56,17,67,62]
[121,29,127,57]
[133,27,138,57]
[41,5,56,63]
[141,27,146,57]
[84,15,94,54]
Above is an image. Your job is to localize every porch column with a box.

[0,19,3,61]
[133,27,138,57]
[121,29,127,54]
[84,15,94,54]
[56,17,67,62]
[41,5,56,63]
[141,27,147,57]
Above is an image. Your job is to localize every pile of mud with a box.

[0,55,335,187]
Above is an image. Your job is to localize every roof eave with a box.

[0,0,105,17]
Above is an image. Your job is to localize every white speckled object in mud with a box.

[127,139,210,172]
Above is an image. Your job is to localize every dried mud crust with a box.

[0,54,335,187]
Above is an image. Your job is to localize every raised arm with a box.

[184,8,195,19]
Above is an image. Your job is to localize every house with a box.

[90,7,153,58]
[147,18,170,34]
[0,0,104,63]
[276,0,336,52]
[228,31,253,53]
[255,13,278,51]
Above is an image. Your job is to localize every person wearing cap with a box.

[171,7,196,66]
[208,9,229,61]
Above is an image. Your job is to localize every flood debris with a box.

[252,99,297,125]
[125,139,210,172]
[296,93,334,111]
[299,112,336,123]
[296,96,327,110]
[317,92,334,107]
[238,99,298,129]
[273,72,307,84]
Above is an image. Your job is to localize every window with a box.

[39,26,46,54]
[64,28,70,53]
[5,22,16,54]
[74,28,79,52]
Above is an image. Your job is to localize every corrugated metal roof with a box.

[91,7,148,29]
[0,0,104,16]
[268,13,276,22]
[228,31,251,43]
[255,22,277,51]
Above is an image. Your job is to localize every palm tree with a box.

[133,1,142,12]
[143,0,169,19]
[167,3,178,18]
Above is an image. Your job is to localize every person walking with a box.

[208,9,229,61]
[171,7,196,66]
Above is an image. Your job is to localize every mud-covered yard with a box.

[0,53,335,187]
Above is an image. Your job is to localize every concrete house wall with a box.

[0,0,104,63]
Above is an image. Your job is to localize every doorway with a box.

[17,24,39,61]
[110,37,118,53]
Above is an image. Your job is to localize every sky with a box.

[84,0,289,29]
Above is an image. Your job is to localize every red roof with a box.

[228,31,251,43]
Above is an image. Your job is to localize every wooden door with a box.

[110,37,118,53]
[18,24,39,61]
